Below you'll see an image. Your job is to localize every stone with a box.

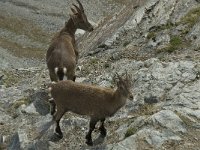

[27,140,49,150]
[150,110,187,133]
[8,133,20,150]
[30,90,50,116]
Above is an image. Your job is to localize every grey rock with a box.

[22,103,38,114]
[8,132,20,150]
[31,90,50,116]
[109,127,181,150]
[107,134,137,150]
[140,128,181,148]
[0,110,12,123]
[150,110,187,133]
[27,140,49,150]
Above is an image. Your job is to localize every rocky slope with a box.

[0,0,200,149]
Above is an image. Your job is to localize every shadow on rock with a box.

[8,132,20,150]
[48,133,63,142]
[80,134,106,150]
[30,90,50,116]
[27,140,49,150]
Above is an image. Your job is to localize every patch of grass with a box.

[0,14,50,44]
[90,57,99,65]
[167,36,182,52]
[149,21,175,33]
[180,7,200,27]
[134,104,158,116]
[12,97,31,109]
[3,71,19,87]
[123,41,131,47]
[170,35,182,45]
[160,22,175,30]
[125,127,138,138]
[157,35,182,53]
[147,32,156,39]
[0,37,45,59]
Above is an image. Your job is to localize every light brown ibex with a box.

[37,73,133,146]
[46,0,93,82]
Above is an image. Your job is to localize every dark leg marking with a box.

[99,118,107,137]
[57,69,64,81]
[73,75,76,82]
[53,109,65,139]
[85,118,98,146]
[49,98,56,115]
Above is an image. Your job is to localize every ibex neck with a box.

[61,18,77,36]
[113,88,127,109]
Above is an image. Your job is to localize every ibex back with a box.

[46,0,93,82]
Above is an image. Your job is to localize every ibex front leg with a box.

[85,118,98,146]
[99,118,107,137]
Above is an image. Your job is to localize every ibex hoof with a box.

[99,127,107,137]
[100,130,107,137]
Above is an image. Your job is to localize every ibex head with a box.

[70,0,94,32]
[115,72,133,100]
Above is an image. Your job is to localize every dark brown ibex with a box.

[46,0,93,82]
[37,73,133,146]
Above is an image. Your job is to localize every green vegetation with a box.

[0,37,45,59]
[147,32,156,39]
[125,127,138,138]
[123,41,131,47]
[180,6,200,27]
[170,36,182,45]
[90,57,100,65]
[160,21,175,31]
[0,14,51,59]
[12,97,31,109]
[134,104,158,116]
[157,35,183,53]
[0,14,50,44]
[3,71,19,87]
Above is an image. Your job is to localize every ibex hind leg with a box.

[49,98,56,115]
[49,71,58,82]
[67,70,76,82]
[56,69,64,81]
[53,108,65,139]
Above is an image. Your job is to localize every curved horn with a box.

[76,0,84,12]
[73,3,81,13]
[71,7,77,14]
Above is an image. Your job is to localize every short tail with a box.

[34,120,54,140]
[54,67,67,81]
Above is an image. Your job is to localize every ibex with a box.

[37,73,133,146]
[46,0,93,82]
